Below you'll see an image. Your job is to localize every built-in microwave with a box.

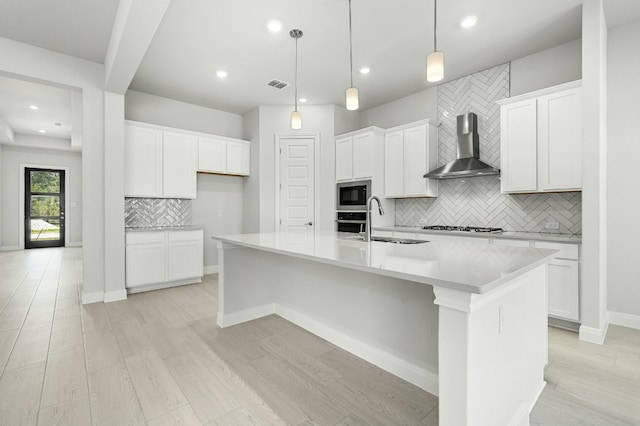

[336,180,370,211]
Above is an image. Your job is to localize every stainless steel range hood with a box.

[424,112,500,179]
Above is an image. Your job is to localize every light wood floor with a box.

[0,247,638,425]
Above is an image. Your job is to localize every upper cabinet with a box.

[498,81,582,194]
[384,120,438,198]
[125,123,197,199]
[198,137,250,176]
[335,128,381,181]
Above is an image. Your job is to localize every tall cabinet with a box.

[384,119,439,198]
[498,80,582,194]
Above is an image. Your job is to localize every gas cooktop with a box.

[422,225,504,234]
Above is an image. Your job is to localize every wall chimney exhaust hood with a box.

[424,112,500,179]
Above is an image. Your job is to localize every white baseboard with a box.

[608,311,640,330]
[66,242,82,247]
[127,277,202,294]
[275,304,440,396]
[579,321,610,345]
[217,303,275,328]
[0,246,21,252]
[81,291,104,305]
[104,289,127,303]
[203,265,219,275]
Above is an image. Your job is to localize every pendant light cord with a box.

[433,0,438,51]
[348,0,354,88]
[294,36,298,111]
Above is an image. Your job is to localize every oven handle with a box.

[336,220,366,224]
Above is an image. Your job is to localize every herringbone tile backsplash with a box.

[125,198,192,228]
[396,63,582,234]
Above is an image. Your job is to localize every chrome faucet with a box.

[364,196,384,242]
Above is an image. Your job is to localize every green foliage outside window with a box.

[31,196,60,217]
[30,171,60,193]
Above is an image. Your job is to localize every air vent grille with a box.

[267,79,289,89]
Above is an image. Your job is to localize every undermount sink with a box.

[371,236,429,244]
[343,235,428,244]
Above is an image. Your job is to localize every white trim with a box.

[496,79,582,105]
[275,304,439,395]
[203,265,219,275]
[608,311,640,330]
[81,291,104,305]
[66,242,83,247]
[217,303,275,328]
[19,163,71,249]
[579,321,609,345]
[104,289,127,303]
[126,277,202,294]
[274,133,320,231]
[0,246,21,252]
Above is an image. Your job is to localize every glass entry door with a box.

[24,168,65,249]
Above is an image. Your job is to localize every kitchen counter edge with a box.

[373,226,582,243]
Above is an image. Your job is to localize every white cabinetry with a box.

[198,137,251,176]
[126,229,203,293]
[498,80,582,194]
[384,120,438,198]
[335,129,380,181]
[125,122,197,199]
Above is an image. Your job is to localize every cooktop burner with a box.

[422,225,503,234]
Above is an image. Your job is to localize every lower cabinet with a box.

[126,229,203,292]
[547,259,580,321]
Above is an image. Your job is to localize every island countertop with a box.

[214,231,558,294]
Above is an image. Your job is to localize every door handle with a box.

[305,222,313,226]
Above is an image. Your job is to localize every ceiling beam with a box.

[0,117,15,145]
[104,0,171,94]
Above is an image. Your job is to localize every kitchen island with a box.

[214,231,557,426]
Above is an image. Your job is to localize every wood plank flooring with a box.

[0,247,638,425]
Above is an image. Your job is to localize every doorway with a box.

[24,167,66,248]
[276,135,319,232]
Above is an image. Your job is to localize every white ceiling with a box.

[0,0,639,142]
[0,75,73,139]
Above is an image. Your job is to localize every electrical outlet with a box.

[545,221,559,230]
[418,218,428,225]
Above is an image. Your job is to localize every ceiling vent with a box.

[267,79,289,89]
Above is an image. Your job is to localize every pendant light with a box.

[345,0,359,110]
[426,0,444,82]
[290,29,303,130]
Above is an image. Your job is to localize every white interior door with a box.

[279,137,315,232]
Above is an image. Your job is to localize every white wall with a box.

[125,90,243,138]
[360,87,438,128]
[607,19,640,323]
[334,104,361,135]
[510,39,582,96]
[0,145,83,248]
[242,108,260,233]
[254,105,336,233]
[124,90,245,270]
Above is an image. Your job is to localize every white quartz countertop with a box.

[374,226,582,243]
[214,231,558,294]
[125,226,204,233]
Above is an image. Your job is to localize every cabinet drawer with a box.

[534,242,579,260]
[126,232,165,245]
[168,230,203,242]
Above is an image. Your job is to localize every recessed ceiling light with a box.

[359,66,371,75]
[216,69,228,79]
[38,129,46,134]
[267,20,282,33]
[460,15,478,28]
[299,98,307,103]
[29,105,39,110]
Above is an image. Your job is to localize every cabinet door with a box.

[547,259,579,321]
[198,137,227,173]
[227,141,250,176]
[384,131,404,197]
[163,131,197,199]
[124,125,163,197]
[500,99,538,193]
[126,232,167,288]
[352,133,374,179]
[538,88,582,191]
[336,137,353,181]
[403,125,428,196]
[167,231,203,281]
